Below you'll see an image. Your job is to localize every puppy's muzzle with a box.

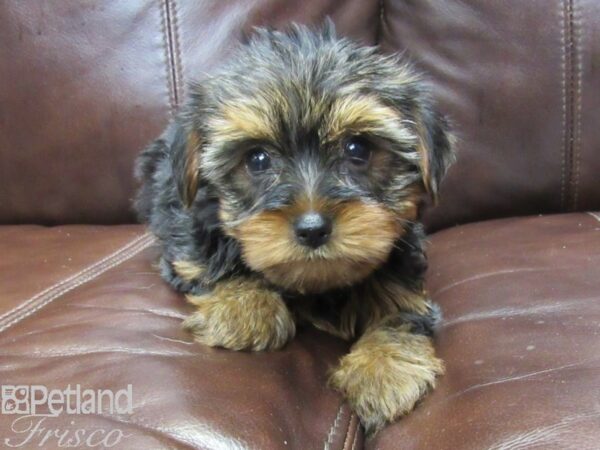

[294,212,332,249]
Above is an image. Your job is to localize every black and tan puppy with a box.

[134,22,454,434]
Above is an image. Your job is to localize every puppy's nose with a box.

[294,212,332,249]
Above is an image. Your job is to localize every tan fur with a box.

[340,278,431,342]
[389,184,422,219]
[233,201,402,293]
[394,196,419,220]
[182,278,295,351]
[415,117,433,197]
[209,93,418,155]
[210,80,353,147]
[326,95,416,146]
[295,268,431,340]
[330,322,444,435]
[261,259,378,295]
[415,117,456,201]
[183,130,201,207]
[172,260,206,282]
[209,95,282,144]
[218,202,236,236]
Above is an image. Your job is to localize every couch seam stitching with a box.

[0,234,155,334]
[323,403,345,450]
[169,0,184,102]
[559,0,568,210]
[0,233,150,323]
[164,0,179,107]
[572,0,582,210]
[342,413,358,450]
[159,0,176,115]
[350,419,359,450]
[0,235,154,333]
[563,0,576,211]
[342,415,353,450]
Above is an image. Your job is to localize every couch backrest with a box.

[381,0,600,230]
[1,1,599,229]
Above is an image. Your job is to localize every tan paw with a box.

[329,326,444,434]
[182,278,295,351]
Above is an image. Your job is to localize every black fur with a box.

[134,122,246,293]
[134,21,453,336]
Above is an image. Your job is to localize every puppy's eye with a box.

[246,148,271,173]
[344,137,371,167]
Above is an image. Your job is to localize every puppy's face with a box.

[180,24,453,293]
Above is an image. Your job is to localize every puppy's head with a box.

[178,22,454,293]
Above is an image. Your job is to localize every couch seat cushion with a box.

[2,213,599,449]
[0,225,361,450]
[372,212,600,449]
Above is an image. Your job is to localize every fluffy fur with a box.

[134,21,454,435]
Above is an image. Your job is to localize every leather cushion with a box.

[0,225,362,450]
[2,213,600,448]
[372,212,600,449]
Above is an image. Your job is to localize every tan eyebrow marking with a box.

[325,95,417,146]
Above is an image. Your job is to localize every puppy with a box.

[134,21,454,434]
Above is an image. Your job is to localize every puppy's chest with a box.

[283,290,354,339]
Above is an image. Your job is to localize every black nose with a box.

[294,212,332,249]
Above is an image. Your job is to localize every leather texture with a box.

[372,212,600,449]
[0,225,362,449]
[2,1,600,448]
[2,1,599,228]
[1,214,599,448]
[380,0,600,231]
[0,0,380,225]
[0,2,172,225]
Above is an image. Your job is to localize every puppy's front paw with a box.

[182,278,295,351]
[330,326,444,435]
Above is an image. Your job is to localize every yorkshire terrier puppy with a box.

[134,22,454,434]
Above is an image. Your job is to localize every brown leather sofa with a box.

[1,1,599,449]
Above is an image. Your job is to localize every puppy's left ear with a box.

[170,124,202,208]
[416,107,455,202]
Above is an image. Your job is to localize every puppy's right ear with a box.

[170,124,202,208]
[415,107,455,203]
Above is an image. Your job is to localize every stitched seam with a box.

[164,0,181,107]
[559,0,566,209]
[375,0,385,46]
[572,0,582,210]
[559,0,567,210]
[169,0,184,102]
[0,235,154,333]
[324,404,345,450]
[342,414,356,450]
[562,0,576,211]
[0,234,154,331]
[0,234,155,334]
[587,212,600,222]
[159,0,176,115]
[0,233,151,323]
[350,420,359,450]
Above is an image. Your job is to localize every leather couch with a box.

[1,1,599,449]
